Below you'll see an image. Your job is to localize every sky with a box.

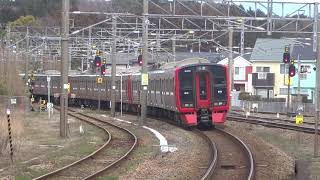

[230,0,319,17]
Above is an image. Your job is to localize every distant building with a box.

[218,56,252,92]
[250,38,315,102]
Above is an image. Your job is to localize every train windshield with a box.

[210,66,227,101]
[179,68,194,106]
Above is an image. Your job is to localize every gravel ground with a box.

[0,109,106,179]
[232,111,320,179]
[221,122,296,180]
[89,112,212,180]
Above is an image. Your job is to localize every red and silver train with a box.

[33,58,230,126]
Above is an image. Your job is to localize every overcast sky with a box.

[230,0,318,16]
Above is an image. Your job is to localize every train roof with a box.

[159,57,211,70]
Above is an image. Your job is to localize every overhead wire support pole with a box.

[287,63,290,115]
[315,2,320,158]
[25,27,29,112]
[60,0,69,138]
[297,54,301,108]
[228,28,234,93]
[111,15,117,117]
[140,0,149,125]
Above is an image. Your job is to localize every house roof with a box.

[251,38,316,62]
[218,56,252,67]
[291,39,316,61]
[250,38,295,62]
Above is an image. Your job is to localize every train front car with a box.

[175,64,229,126]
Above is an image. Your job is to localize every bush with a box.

[262,98,286,102]
[249,95,261,101]
[238,92,250,101]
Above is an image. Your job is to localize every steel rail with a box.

[228,115,315,134]
[33,108,112,180]
[230,111,315,126]
[33,108,138,180]
[193,129,218,180]
[215,128,255,180]
[74,111,138,179]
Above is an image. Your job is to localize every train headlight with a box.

[183,103,194,108]
[213,101,226,106]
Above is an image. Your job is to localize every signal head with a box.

[283,53,290,64]
[101,65,106,75]
[94,56,101,67]
[138,55,143,66]
[289,64,296,77]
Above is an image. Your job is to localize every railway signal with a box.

[138,54,143,66]
[283,45,290,64]
[101,64,106,75]
[289,63,296,77]
[94,56,101,67]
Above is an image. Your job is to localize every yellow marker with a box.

[141,73,148,86]
[285,77,292,85]
[295,114,303,125]
[67,83,71,93]
[97,77,103,84]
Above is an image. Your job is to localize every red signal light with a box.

[101,65,106,75]
[94,56,101,67]
[283,53,290,64]
[289,64,296,77]
[138,55,142,66]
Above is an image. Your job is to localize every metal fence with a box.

[232,100,315,114]
[231,91,315,114]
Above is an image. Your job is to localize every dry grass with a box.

[0,48,26,96]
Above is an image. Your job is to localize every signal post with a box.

[283,45,296,115]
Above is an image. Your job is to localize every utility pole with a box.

[111,15,117,117]
[47,76,51,119]
[25,27,29,86]
[228,28,234,92]
[315,2,320,156]
[140,0,149,125]
[172,32,176,63]
[240,21,244,56]
[25,27,30,112]
[287,63,291,115]
[60,0,69,138]
[297,54,301,107]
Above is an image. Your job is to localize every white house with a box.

[218,56,253,92]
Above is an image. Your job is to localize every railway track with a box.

[228,112,316,134]
[195,128,255,180]
[34,109,138,180]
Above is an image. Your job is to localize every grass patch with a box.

[255,131,311,158]
[15,175,32,180]
[97,176,118,180]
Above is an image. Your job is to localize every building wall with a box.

[291,63,316,101]
[252,62,287,98]
[292,63,316,88]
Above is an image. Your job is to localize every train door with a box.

[195,72,211,108]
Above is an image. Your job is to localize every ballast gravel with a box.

[223,122,295,180]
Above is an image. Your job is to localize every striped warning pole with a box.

[6,108,13,163]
